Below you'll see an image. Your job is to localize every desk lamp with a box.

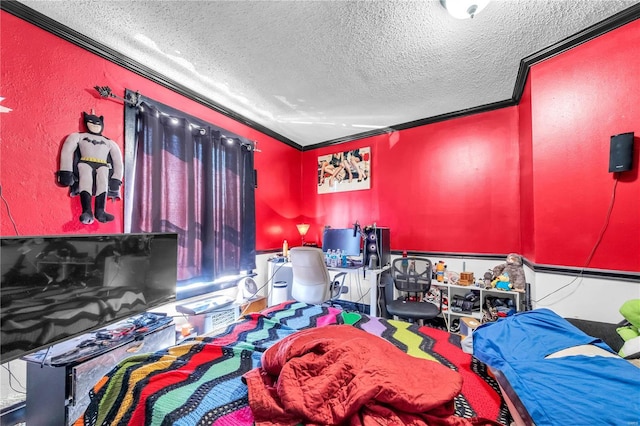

[296,223,310,246]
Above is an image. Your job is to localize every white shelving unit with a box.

[432,282,522,332]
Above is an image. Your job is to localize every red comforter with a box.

[243,324,489,425]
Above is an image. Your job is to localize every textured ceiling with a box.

[16,0,640,147]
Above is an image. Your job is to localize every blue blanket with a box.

[473,308,640,426]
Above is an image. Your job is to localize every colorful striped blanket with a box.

[76,302,510,425]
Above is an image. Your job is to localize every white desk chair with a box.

[289,247,347,305]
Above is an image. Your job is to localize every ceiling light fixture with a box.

[440,0,490,19]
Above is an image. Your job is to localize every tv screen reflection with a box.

[0,233,177,363]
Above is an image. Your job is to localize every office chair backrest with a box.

[392,257,433,294]
[290,246,331,305]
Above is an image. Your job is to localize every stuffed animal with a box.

[483,270,493,289]
[491,273,513,291]
[492,253,526,291]
[57,112,123,224]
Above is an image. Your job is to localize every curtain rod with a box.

[95,85,139,107]
[97,85,260,152]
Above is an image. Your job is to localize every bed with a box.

[74,301,512,425]
[473,308,640,426]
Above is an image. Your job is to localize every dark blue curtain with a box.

[124,94,256,298]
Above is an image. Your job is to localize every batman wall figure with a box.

[57,112,123,224]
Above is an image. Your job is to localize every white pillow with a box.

[619,335,640,358]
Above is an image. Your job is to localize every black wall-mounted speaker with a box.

[363,227,390,269]
[609,132,634,173]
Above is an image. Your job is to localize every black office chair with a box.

[384,257,443,323]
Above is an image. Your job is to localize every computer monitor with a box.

[321,228,361,257]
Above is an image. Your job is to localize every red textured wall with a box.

[0,12,302,251]
[301,19,640,272]
[529,19,640,271]
[301,108,521,254]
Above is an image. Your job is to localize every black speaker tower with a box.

[363,227,390,268]
[609,132,634,173]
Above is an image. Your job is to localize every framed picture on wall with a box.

[317,147,370,194]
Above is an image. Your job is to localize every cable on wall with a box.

[534,176,619,304]
[0,185,19,236]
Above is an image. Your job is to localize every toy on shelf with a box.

[483,270,493,289]
[491,273,513,291]
[491,253,526,291]
[435,260,447,282]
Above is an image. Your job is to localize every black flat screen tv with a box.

[0,233,177,363]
